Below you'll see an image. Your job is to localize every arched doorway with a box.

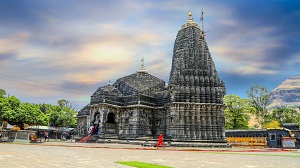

[106,112,116,124]
[105,112,117,134]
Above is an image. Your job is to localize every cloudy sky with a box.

[1,0,299,110]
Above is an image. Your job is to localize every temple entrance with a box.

[106,112,116,124]
[92,113,100,135]
[105,112,117,134]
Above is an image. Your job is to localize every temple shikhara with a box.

[77,11,227,147]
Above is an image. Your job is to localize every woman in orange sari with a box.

[156,134,164,149]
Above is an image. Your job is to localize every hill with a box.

[268,76,300,108]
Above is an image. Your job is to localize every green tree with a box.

[0,98,49,129]
[1,96,21,125]
[57,99,77,111]
[272,107,300,126]
[30,103,50,126]
[0,89,6,97]
[0,89,77,129]
[224,94,255,129]
[246,84,270,128]
[49,100,77,128]
[0,89,48,129]
[0,91,9,115]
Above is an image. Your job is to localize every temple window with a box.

[270,133,276,141]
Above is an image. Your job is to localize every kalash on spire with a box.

[181,10,201,29]
[180,10,207,38]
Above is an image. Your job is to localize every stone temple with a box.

[76,11,227,146]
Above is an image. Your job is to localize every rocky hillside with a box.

[268,76,300,108]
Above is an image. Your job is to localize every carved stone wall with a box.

[166,103,225,140]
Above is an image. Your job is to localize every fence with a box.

[227,137,267,147]
[0,130,32,142]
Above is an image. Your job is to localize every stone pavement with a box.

[0,141,299,168]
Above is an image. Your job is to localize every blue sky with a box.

[1,0,300,110]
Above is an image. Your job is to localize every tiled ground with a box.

[0,142,299,168]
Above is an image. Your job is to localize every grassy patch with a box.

[116,161,173,168]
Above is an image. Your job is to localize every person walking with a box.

[156,134,164,149]
[44,131,49,142]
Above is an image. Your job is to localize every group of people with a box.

[61,131,70,141]
[43,131,70,142]
[88,124,99,135]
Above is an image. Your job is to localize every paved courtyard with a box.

[0,142,299,168]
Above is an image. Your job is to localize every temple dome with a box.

[92,84,122,96]
[114,71,165,93]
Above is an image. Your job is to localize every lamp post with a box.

[34,115,39,141]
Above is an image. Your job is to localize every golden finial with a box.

[188,10,193,21]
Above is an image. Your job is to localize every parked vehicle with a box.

[29,131,38,143]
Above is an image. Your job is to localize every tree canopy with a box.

[246,84,270,128]
[224,94,255,129]
[48,101,77,128]
[0,89,6,97]
[0,89,77,129]
[271,107,300,126]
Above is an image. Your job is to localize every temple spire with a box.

[137,58,147,73]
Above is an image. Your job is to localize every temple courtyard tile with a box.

[0,142,299,168]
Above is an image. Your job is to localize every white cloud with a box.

[226,63,278,75]
[0,33,29,54]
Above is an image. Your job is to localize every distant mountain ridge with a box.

[268,76,300,108]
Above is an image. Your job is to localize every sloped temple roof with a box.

[114,71,165,93]
[92,85,122,97]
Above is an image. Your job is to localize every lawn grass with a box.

[116,161,173,168]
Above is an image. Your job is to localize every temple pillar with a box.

[206,106,212,140]
[211,105,217,140]
[200,105,206,139]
